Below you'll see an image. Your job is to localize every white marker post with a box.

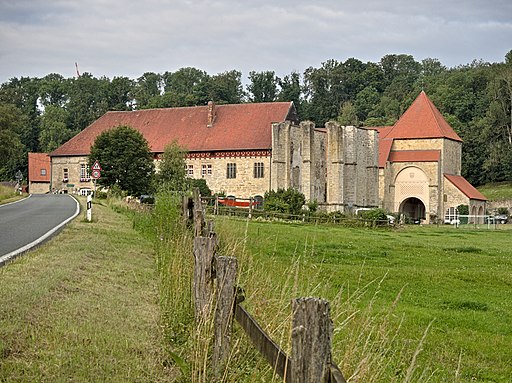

[86,194,92,222]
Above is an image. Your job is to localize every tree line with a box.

[1,51,511,185]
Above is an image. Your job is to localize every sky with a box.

[0,0,511,84]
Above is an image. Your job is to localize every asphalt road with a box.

[0,194,79,264]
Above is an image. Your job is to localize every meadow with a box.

[1,193,510,382]
[212,218,512,382]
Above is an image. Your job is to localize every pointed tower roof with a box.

[380,91,462,142]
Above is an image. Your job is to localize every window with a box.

[80,163,90,181]
[63,168,69,182]
[187,164,194,177]
[40,169,46,176]
[226,163,236,179]
[444,207,459,224]
[253,162,264,178]
[202,164,212,177]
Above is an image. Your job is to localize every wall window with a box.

[226,163,237,179]
[202,164,212,177]
[186,164,194,177]
[80,163,90,181]
[63,168,69,182]
[444,207,459,223]
[253,162,264,178]
[40,169,46,176]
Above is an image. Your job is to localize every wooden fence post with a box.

[291,297,332,383]
[213,256,238,374]
[193,236,216,321]
[193,188,205,237]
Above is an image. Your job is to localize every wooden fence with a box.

[185,189,347,382]
[201,195,393,227]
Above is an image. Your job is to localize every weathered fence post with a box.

[291,297,332,383]
[193,236,216,321]
[193,188,205,237]
[213,256,238,375]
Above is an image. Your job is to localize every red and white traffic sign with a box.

[91,160,102,171]
[91,169,101,179]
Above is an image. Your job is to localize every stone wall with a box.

[185,152,271,197]
[51,156,94,193]
[28,181,50,194]
[271,121,327,202]
[325,122,379,212]
[442,139,462,175]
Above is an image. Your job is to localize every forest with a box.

[1,51,511,186]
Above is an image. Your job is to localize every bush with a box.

[188,178,212,197]
[359,208,388,226]
[497,207,509,216]
[264,188,305,215]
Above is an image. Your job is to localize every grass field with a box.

[214,218,512,382]
[0,198,177,382]
[478,182,512,201]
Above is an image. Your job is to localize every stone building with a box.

[377,91,487,223]
[46,92,485,222]
[27,152,50,194]
[48,101,377,211]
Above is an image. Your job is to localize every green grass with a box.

[0,198,178,382]
[0,185,24,204]
[478,182,512,201]
[214,218,512,382]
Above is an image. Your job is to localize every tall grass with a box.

[145,195,435,382]
[0,184,19,204]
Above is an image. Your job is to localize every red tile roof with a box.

[28,153,50,182]
[380,91,462,142]
[50,102,296,156]
[378,138,394,168]
[444,174,487,201]
[388,150,441,163]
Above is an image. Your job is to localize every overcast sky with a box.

[0,0,511,84]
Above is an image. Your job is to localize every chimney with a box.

[207,101,215,128]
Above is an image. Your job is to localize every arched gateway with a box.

[394,166,430,223]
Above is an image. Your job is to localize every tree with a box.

[89,125,154,196]
[67,73,109,132]
[157,141,188,191]
[277,71,303,116]
[108,76,134,111]
[161,67,209,107]
[39,105,74,152]
[132,72,162,109]
[338,101,359,126]
[206,70,244,104]
[0,104,26,180]
[247,71,279,102]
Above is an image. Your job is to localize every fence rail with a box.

[185,189,348,382]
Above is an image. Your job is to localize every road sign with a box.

[91,169,101,179]
[91,160,102,171]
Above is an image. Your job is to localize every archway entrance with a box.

[399,197,426,223]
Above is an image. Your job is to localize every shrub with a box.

[264,188,305,215]
[359,208,388,226]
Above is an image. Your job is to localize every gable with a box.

[28,153,50,182]
[380,91,462,142]
[444,174,487,201]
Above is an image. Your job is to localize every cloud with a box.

[0,0,511,83]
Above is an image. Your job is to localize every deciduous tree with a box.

[89,125,154,196]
